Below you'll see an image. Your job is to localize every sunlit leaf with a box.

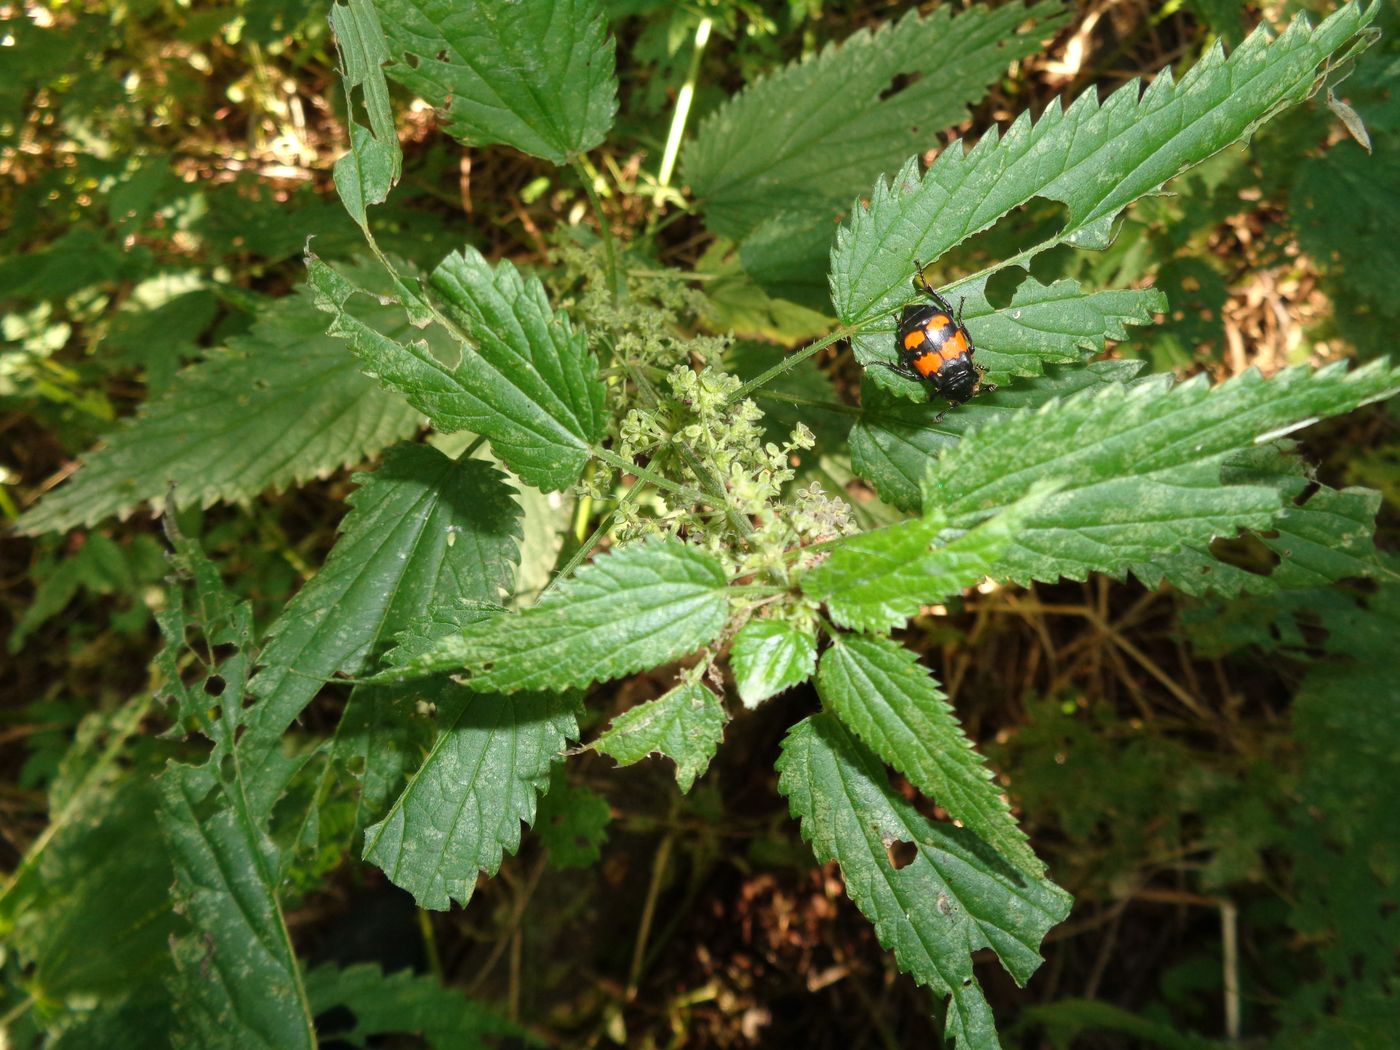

[372,0,617,164]
[594,680,727,793]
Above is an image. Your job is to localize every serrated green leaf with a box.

[305,963,523,1048]
[594,680,727,793]
[685,2,1067,242]
[331,681,435,846]
[817,635,1042,877]
[730,620,816,707]
[2,757,175,1009]
[331,0,401,225]
[859,273,1165,398]
[153,530,315,1050]
[831,3,1377,335]
[802,490,1051,634]
[1283,575,1400,1040]
[362,683,577,910]
[851,360,1147,511]
[239,444,521,812]
[18,260,428,535]
[372,0,617,165]
[385,537,730,691]
[918,361,1400,588]
[8,533,164,652]
[1130,447,1388,596]
[534,765,611,870]
[777,714,1071,1050]
[161,764,315,1050]
[307,249,605,492]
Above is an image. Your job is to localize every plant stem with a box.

[655,16,713,199]
[726,325,854,405]
[418,909,443,980]
[750,389,864,416]
[573,158,620,302]
[626,830,675,999]
[592,446,707,502]
[538,484,644,601]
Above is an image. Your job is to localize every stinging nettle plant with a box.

[17,1,1396,1046]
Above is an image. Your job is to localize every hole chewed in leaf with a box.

[878,70,923,102]
[1209,532,1282,577]
[885,838,917,870]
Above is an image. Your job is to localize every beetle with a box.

[873,261,995,422]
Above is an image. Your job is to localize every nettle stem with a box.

[654,16,713,204]
[591,446,706,504]
[727,325,855,405]
[573,158,621,301]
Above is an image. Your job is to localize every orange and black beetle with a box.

[877,262,995,421]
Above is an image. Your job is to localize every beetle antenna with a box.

[913,259,931,296]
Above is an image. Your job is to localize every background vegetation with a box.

[1,1,1397,1047]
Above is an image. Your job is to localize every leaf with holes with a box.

[154,531,315,1050]
[917,361,1400,589]
[371,0,617,164]
[238,444,521,814]
[330,0,401,225]
[308,249,605,492]
[831,3,1378,359]
[859,273,1165,400]
[777,714,1070,1050]
[1128,445,1391,596]
[817,634,1042,876]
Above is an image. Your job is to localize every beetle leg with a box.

[975,364,997,394]
[956,296,966,326]
[932,410,946,424]
[872,361,921,381]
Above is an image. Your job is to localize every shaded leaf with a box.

[534,765,611,870]
[161,764,315,1050]
[817,635,1041,876]
[362,683,577,910]
[240,445,521,812]
[685,1,1067,240]
[305,963,523,1047]
[777,714,1071,1050]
